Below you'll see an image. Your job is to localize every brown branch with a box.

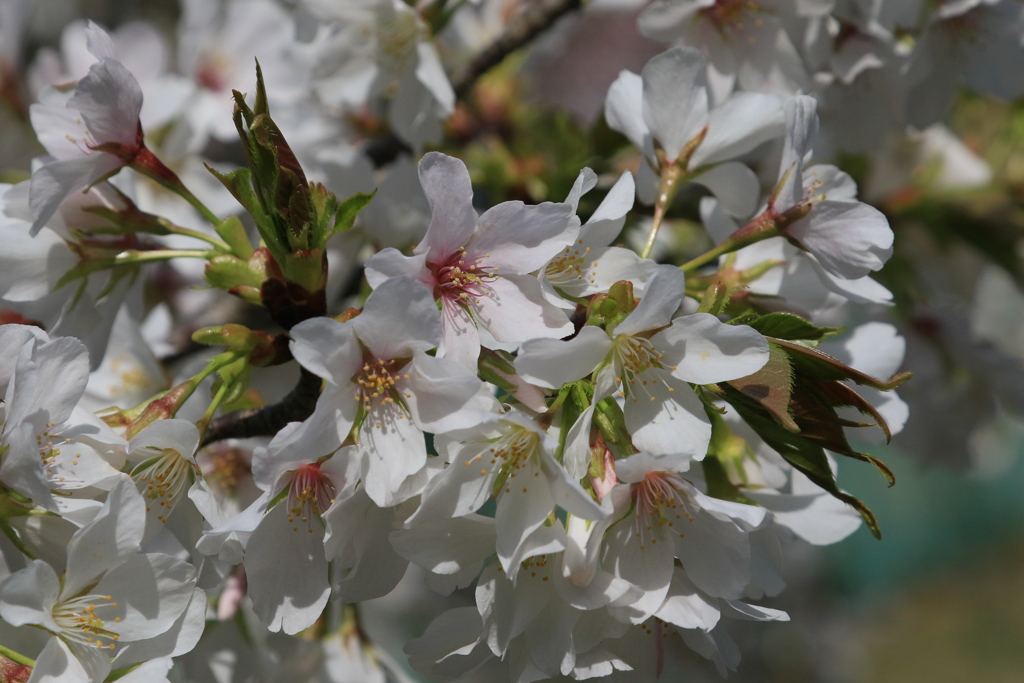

[365,0,583,168]
[201,368,323,446]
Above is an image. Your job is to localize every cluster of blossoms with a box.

[0,0,1019,681]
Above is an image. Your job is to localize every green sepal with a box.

[327,190,377,238]
[747,313,842,344]
[215,215,254,259]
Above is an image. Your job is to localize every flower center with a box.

[52,593,121,651]
[35,421,71,486]
[464,426,542,495]
[285,462,337,533]
[427,247,498,307]
[631,472,694,549]
[545,239,594,286]
[701,0,767,38]
[201,444,251,496]
[132,447,198,524]
[354,356,411,412]
[612,335,676,403]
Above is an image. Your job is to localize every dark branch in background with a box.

[201,0,582,446]
[365,0,583,168]
[201,368,322,446]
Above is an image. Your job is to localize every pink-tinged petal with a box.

[289,317,362,386]
[614,265,687,336]
[438,300,481,371]
[691,161,759,219]
[515,326,612,389]
[29,153,122,234]
[788,199,893,279]
[63,476,145,597]
[83,20,117,59]
[604,70,648,153]
[323,489,407,602]
[244,502,329,635]
[358,400,427,507]
[364,248,430,289]
[642,47,709,161]
[402,351,483,431]
[691,92,785,168]
[474,273,573,344]
[0,560,61,631]
[624,371,711,460]
[416,152,478,262]
[603,516,674,624]
[495,461,555,573]
[353,277,441,358]
[653,313,769,385]
[775,95,818,213]
[469,201,579,274]
[93,553,196,641]
[654,567,721,631]
[69,58,142,148]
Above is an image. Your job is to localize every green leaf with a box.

[771,338,913,391]
[726,343,797,431]
[724,389,883,539]
[702,455,758,506]
[328,190,377,238]
[215,215,254,260]
[748,312,842,343]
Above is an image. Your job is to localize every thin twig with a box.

[365,0,584,168]
[201,368,322,446]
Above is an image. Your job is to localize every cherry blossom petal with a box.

[691,92,785,167]
[604,70,648,153]
[624,371,711,459]
[351,276,440,359]
[416,152,478,262]
[29,153,123,234]
[788,199,893,280]
[474,274,573,344]
[653,313,769,384]
[470,201,579,274]
[690,161,759,219]
[515,326,612,389]
[244,502,329,635]
[0,559,60,632]
[614,265,687,336]
[641,46,709,161]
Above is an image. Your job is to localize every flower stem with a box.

[640,165,684,260]
[0,645,33,668]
